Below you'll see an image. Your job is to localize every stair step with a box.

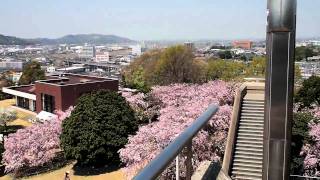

[233,162,263,169]
[238,133,263,137]
[243,101,264,104]
[234,160,262,166]
[235,151,263,156]
[241,113,264,117]
[237,136,263,141]
[234,154,263,160]
[236,143,263,148]
[242,107,264,111]
[242,103,264,106]
[238,129,263,134]
[242,110,264,114]
[241,116,264,120]
[232,175,262,180]
[242,104,264,108]
[240,120,264,124]
[238,126,264,130]
[232,171,262,177]
[232,167,263,173]
[243,98,264,101]
[239,122,264,126]
[235,147,263,152]
[237,140,263,144]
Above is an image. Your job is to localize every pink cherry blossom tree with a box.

[119,80,235,179]
[301,106,320,176]
[2,107,73,174]
[121,91,161,124]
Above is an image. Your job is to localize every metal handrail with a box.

[134,104,219,180]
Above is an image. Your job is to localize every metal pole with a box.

[185,141,192,180]
[176,156,180,180]
[264,0,296,179]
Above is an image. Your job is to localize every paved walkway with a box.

[0,163,125,180]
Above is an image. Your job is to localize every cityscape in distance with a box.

[0,0,320,180]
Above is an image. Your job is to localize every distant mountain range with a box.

[0,34,32,45]
[0,34,136,45]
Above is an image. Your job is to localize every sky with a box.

[0,0,319,40]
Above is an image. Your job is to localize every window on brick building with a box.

[41,94,55,113]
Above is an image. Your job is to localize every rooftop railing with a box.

[134,104,219,180]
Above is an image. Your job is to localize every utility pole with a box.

[264,0,296,179]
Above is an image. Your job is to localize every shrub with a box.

[60,90,138,167]
[2,108,72,174]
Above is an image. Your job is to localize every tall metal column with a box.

[264,0,296,179]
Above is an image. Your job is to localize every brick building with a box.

[2,74,118,113]
[232,40,253,49]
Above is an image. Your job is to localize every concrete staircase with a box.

[218,82,265,180]
[230,95,264,180]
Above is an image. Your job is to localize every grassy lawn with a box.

[0,99,34,127]
[0,162,125,180]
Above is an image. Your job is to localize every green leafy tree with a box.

[122,50,161,92]
[295,64,302,84]
[60,90,138,167]
[246,57,266,77]
[295,76,320,108]
[123,45,206,88]
[218,50,233,59]
[246,57,301,82]
[0,73,14,100]
[206,59,245,81]
[128,67,151,93]
[154,45,196,85]
[19,61,45,85]
[295,46,316,61]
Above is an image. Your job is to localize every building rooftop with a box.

[3,74,118,96]
[12,85,36,95]
[56,67,85,71]
[39,73,115,86]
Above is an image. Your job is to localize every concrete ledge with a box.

[2,87,36,100]
[217,170,232,180]
[192,161,222,180]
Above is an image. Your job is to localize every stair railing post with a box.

[185,141,192,180]
[176,155,180,180]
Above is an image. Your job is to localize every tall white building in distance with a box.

[78,46,96,59]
